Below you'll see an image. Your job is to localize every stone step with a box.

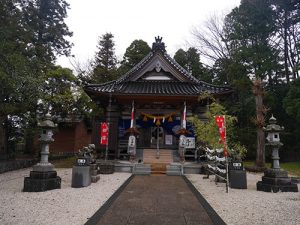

[143,149,173,164]
[133,164,151,175]
[151,163,167,174]
[166,165,182,176]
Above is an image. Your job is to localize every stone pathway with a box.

[87,175,224,225]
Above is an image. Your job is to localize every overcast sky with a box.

[57,0,241,70]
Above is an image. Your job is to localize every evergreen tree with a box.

[225,0,278,168]
[22,0,73,67]
[174,49,188,68]
[271,0,300,82]
[119,39,151,74]
[0,0,73,156]
[91,33,118,83]
[283,79,300,122]
[174,47,212,82]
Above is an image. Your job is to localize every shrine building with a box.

[84,37,232,160]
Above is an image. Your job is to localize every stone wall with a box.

[0,159,38,174]
[50,121,91,154]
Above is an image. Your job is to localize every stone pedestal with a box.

[23,170,61,192]
[71,166,91,188]
[98,161,115,174]
[257,169,298,192]
[90,163,100,183]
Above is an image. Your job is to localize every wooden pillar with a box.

[106,103,120,159]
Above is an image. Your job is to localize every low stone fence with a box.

[0,159,38,174]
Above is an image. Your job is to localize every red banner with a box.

[215,115,228,156]
[100,122,109,145]
[215,115,224,128]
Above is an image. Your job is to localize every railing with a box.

[204,147,229,193]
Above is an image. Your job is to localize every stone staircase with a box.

[143,149,173,164]
[143,149,173,174]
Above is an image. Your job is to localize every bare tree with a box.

[191,14,231,66]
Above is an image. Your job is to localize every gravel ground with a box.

[0,168,299,225]
[187,173,300,225]
[0,168,131,225]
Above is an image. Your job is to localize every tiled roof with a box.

[85,37,232,97]
[85,80,231,96]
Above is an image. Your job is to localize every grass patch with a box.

[52,156,76,168]
[244,161,300,176]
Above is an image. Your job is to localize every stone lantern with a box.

[257,115,298,192]
[23,114,61,192]
[264,115,284,170]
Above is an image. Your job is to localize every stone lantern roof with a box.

[38,113,57,129]
[263,115,284,132]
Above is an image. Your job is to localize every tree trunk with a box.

[253,79,266,168]
[283,11,290,83]
[0,116,8,158]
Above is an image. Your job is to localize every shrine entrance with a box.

[150,126,164,149]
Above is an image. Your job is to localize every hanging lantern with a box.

[156,119,161,126]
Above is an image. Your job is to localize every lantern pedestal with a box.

[257,168,298,192]
[23,171,61,192]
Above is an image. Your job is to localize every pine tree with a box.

[91,33,118,83]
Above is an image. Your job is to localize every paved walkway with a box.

[88,175,224,225]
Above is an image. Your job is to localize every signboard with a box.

[185,137,195,149]
[100,122,109,145]
[128,135,136,147]
[179,135,187,148]
[165,135,173,145]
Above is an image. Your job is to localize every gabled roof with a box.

[86,80,232,96]
[85,37,232,98]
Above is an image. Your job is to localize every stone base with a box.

[264,168,288,178]
[257,168,298,193]
[257,181,298,193]
[98,163,115,174]
[90,163,100,183]
[23,171,61,192]
[91,175,100,183]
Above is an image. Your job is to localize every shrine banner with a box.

[182,101,186,129]
[215,115,228,157]
[100,122,109,145]
[215,115,226,142]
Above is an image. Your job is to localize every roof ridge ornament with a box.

[152,36,166,52]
